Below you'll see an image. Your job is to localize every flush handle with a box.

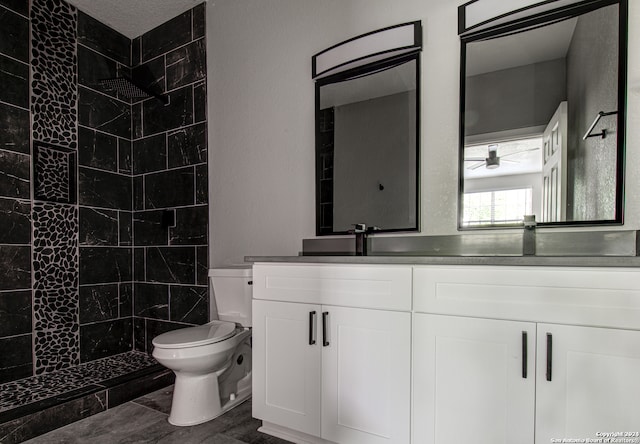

[309,311,317,345]
[322,312,330,346]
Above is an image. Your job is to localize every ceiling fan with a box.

[465,144,540,170]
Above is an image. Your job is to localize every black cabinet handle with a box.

[309,311,316,345]
[522,331,528,379]
[322,311,330,346]
[546,333,553,382]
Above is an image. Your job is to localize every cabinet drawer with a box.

[413,266,640,330]
[253,263,412,311]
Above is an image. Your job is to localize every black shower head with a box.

[99,75,169,105]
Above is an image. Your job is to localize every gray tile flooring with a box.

[23,386,291,444]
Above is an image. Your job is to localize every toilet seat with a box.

[152,320,237,349]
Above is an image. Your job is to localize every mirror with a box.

[459,0,627,228]
[316,54,420,235]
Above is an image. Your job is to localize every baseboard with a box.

[258,421,334,444]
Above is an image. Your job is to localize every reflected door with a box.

[542,102,568,222]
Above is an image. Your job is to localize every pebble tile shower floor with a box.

[0,352,173,443]
[0,352,158,413]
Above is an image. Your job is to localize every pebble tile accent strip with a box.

[30,0,81,377]
[32,202,78,250]
[33,329,80,374]
[31,202,80,375]
[30,0,78,149]
[0,352,157,413]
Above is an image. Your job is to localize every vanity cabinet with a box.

[413,314,536,444]
[413,266,640,444]
[253,263,640,444]
[252,264,412,444]
[252,300,322,437]
[535,324,640,443]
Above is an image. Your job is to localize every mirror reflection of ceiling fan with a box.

[465,144,540,170]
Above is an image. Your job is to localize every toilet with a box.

[152,266,253,426]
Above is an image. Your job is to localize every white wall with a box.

[207,0,640,266]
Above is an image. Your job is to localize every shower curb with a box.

[0,352,174,444]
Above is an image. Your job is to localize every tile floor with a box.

[23,386,291,444]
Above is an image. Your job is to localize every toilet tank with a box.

[209,266,253,327]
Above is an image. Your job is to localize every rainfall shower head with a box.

[99,74,169,105]
[99,76,169,105]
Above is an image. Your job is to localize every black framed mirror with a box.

[458,0,627,229]
[314,23,421,236]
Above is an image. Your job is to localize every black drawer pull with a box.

[309,311,317,345]
[522,331,528,379]
[322,312,330,346]
[546,333,553,382]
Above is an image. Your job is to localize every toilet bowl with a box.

[152,267,253,426]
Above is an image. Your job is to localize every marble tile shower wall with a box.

[130,6,209,352]
[0,0,209,385]
[76,11,134,364]
[0,0,32,384]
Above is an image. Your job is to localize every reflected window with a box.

[463,188,533,227]
[463,134,542,227]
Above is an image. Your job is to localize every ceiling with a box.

[320,60,417,109]
[466,17,578,77]
[66,0,206,39]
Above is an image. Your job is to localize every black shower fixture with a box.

[98,65,169,105]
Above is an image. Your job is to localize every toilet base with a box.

[154,328,253,427]
[168,370,252,426]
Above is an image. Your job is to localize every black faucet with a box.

[351,224,380,256]
[523,215,536,256]
[353,223,367,256]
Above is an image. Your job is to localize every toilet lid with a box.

[152,320,237,349]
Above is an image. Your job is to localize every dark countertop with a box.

[245,255,640,268]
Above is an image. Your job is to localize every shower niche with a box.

[33,141,77,204]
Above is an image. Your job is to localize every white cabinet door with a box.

[535,324,640,443]
[413,314,536,444]
[321,306,411,444]
[252,300,322,437]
